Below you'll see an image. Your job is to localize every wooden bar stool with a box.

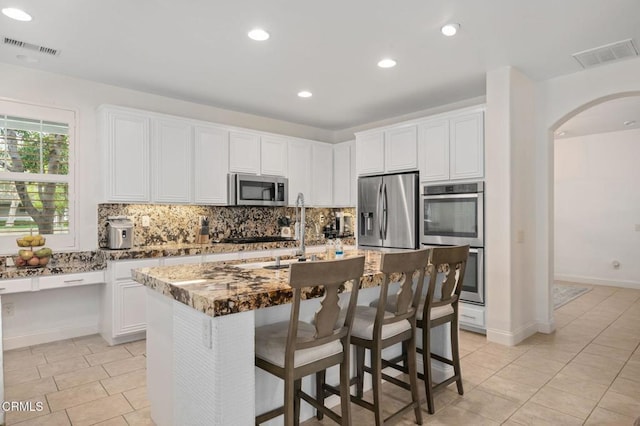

[319,249,429,426]
[381,245,469,414]
[254,256,365,426]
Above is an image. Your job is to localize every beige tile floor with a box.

[3,283,639,425]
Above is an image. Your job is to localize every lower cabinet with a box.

[101,258,160,345]
[459,302,486,332]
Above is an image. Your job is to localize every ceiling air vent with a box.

[573,39,638,69]
[3,36,60,56]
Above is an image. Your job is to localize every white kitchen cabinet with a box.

[333,141,354,206]
[419,111,484,182]
[311,143,333,206]
[459,302,485,332]
[102,107,151,202]
[450,112,484,180]
[287,139,312,206]
[229,131,260,174]
[0,277,34,294]
[101,258,160,345]
[152,118,192,203]
[38,271,105,290]
[194,125,229,204]
[418,119,449,182]
[355,131,384,176]
[384,125,418,172]
[261,136,288,176]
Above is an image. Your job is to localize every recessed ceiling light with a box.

[297,91,312,98]
[441,23,460,37]
[2,7,32,21]
[248,28,270,41]
[623,120,636,126]
[555,130,567,137]
[16,54,38,63]
[377,58,397,68]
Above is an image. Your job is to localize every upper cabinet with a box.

[229,131,260,174]
[152,118,192,203]
[260,136,288,177]
[333,140,355,207]
[418,111,484,182]
[355,125,418,176]
[194,125,229,204]
[311,143,333,207]
[384,125,418,172]
[355,132,384,175]
[287,139,312,206]
[102,108,151,202]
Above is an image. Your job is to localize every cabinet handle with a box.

[460,314,475,319]
[63,279,84,284]
[0,288,5,291]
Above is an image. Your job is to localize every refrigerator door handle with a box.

[377,181,384,240]
[382,182,388,240]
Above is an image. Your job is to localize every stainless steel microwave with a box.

[227,173,288,206]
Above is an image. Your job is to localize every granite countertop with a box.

[0,237,356,280]
[132,249,384,317]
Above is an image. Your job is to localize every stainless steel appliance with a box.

[228,173,288,206]
[421,181,485,306]
[335,212,354,236]
[421,181,484,246]
[107,216,133,249]
[422,244,484,305]
[358,172,419,250]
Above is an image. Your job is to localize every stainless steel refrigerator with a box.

[358,171,419,250]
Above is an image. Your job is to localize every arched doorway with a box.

[547,91,640,327]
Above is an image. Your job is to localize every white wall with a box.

[485,67,537,345]
[555,128,640,288]
[0,63,333,252]
[1,285,101,349]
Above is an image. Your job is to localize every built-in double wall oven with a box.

[421,181,484,305]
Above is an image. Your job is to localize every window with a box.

[0,100,75,253]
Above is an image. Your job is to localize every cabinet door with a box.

[194,125,229,204]
[229,131,260,174]
[104,110,150,202]
[311,143,333,206]
[287,140,312,206]
[355,132,384,176]
[450,112,484,180]
[261,136,288,176]
[418,119,450,182]
[152,118,192,203]
[385,125,418,172]
[114,280,146,336]
[333,141,352,206]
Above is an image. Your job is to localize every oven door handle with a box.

[422,193,479,200]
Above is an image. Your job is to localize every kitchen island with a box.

[132,250,450,425]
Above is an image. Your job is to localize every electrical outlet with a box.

[202,318,212,349]
[141,215,150,227]
[3,302,15,317]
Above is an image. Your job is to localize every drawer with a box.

[459,303,485,328]
[114,259,161,280]
[0,278,34,294]
[163,255,203,266]
[39,271,105,290]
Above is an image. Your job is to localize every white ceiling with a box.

[1,0,640,132]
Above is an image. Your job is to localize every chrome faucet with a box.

[295,192,306,258]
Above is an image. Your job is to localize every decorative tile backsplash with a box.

[98,204,355,248]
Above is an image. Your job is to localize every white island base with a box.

[146,286,454,426]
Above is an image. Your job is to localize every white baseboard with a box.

[554,274,640,290]
[486,321,538,346]
[3,324,99,350]
[537,319,556,334]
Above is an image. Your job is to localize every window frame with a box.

[0,99,76,254]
